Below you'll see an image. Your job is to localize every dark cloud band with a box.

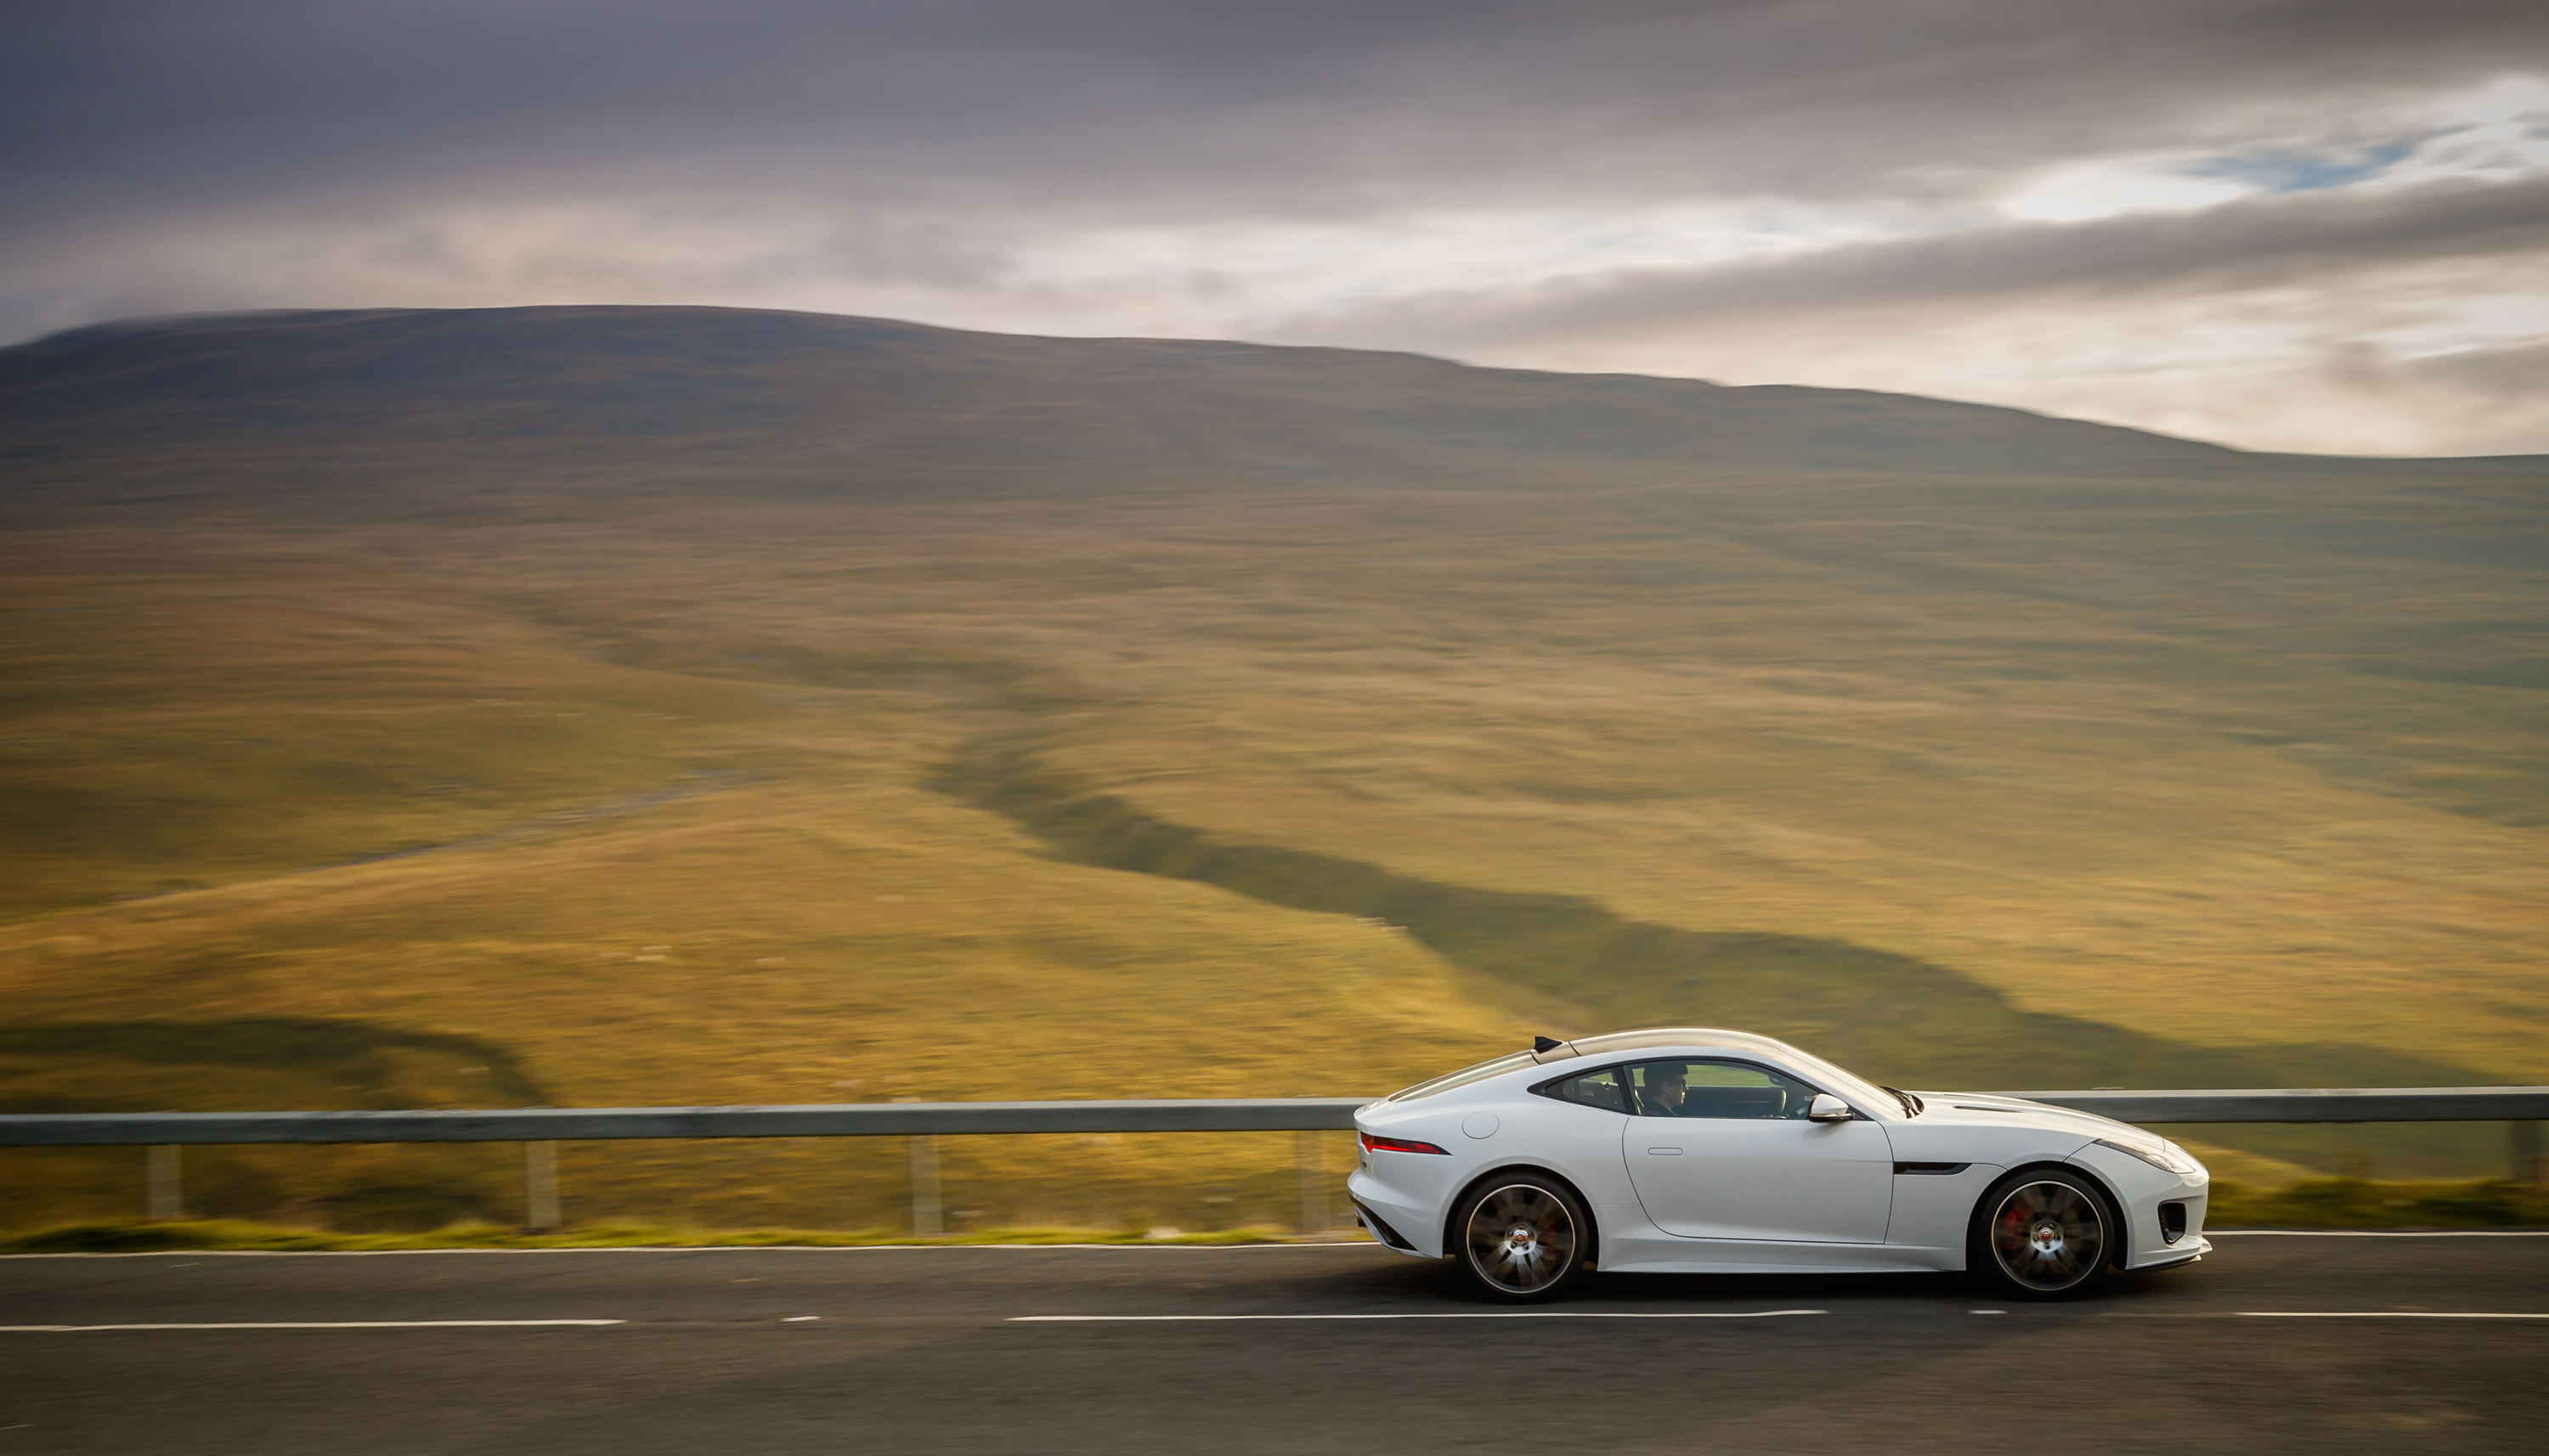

[1282,175,2549,352]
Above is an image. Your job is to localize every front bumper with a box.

[2067,1142,2210,1270]
[2138,1234,2213,1270]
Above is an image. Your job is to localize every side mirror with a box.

[1806,1093,1855,1122]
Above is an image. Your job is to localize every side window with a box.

[1539,1068,1628,1113]
[1625,1059,1823,1119]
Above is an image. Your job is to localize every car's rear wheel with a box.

[1971,1168,2115,1300]
[1455,1175,1589,1301]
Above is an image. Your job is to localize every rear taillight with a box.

[1359,1132,1449,1155]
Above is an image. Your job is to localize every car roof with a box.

[1530,1027,1811,1065]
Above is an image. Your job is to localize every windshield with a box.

[1388,1051,1537,1102]
[1770,1045,1905,1116]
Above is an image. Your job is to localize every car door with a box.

[1619,1058,1894,1243]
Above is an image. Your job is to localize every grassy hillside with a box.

[0,304,2378,514]
[1,308,2542,1230]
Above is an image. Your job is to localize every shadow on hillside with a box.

[934,740,2502,1110]
[0,1016,549,1113]
[0,1018,553,1230]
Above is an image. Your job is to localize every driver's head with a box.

[1648,1064,1687,1111]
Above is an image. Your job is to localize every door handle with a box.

[1644,1147,1684,1155]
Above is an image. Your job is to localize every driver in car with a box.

[1643,1064,1688,1115]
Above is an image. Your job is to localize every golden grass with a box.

[2,465,2543,1227]
[2202,1178,2549,1229]
[0,1219,1322,1253]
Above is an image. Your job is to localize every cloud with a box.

[9,2,2541,217]
[1,1,2545,453]
[2004,166,2256,224]
[1274,175,2549,350]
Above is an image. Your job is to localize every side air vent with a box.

[2159,1201,2188,1244]
[1892,1161,1971,1175]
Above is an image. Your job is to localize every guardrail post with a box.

[895,1098,941,1236]
[908,1135,941,1235]
[523,1142,560,1231]
[1296,1130,1326,1232]
[2515,1121,2542,1187]
[144,1145,183,1220]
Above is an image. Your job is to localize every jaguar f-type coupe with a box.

[1348,1028,2210,1300]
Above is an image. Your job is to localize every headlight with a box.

[2095,1136,2203,1177]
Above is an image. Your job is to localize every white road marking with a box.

[2236,1312,2549,1319]
[782,1315,820,1322]
[0,1320,625,1331]
[2207,1230,2549,1238]
[1010,1310,1828,1322]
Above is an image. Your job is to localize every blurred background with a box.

[1,2,2544,1239]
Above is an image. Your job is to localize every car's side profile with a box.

[1346,1028,2211,1300]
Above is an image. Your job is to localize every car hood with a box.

[1908,1092,2148,1141]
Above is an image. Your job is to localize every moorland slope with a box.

[2,308,2542,1229]
[0,304,2338,509]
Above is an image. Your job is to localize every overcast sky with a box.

[5,1,2546,454]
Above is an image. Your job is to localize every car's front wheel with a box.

[1454,1175,1590,1301]
[1971,1168,2116,1300]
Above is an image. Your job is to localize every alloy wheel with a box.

[1990,1178,2107,1293]
[1462,1182,1578,1295]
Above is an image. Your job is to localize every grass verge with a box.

[2205,1179,2549,1230]
[0,1219,1335,1253]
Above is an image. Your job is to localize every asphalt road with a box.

[3,1233,2545,1454]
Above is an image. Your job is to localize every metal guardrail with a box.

[0,1098,1379,1146]
[5,1089,2540,1231]
[4,1087,2546,1147]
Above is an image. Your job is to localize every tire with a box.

[1454,1174,1591,1301]
[1970,1167,2117,1301]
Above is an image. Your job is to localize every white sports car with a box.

[1348,1028,2211,1301]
